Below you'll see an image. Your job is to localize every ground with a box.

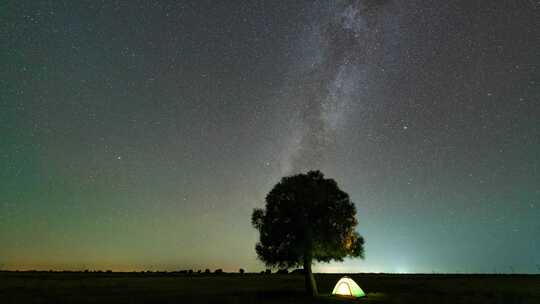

[1,272,538,304]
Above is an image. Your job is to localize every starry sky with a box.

[1,1,539,273]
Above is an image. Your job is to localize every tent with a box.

[331,276,366,298]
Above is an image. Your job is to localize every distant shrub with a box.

[204,269,211,274]
[197,269,202,274]
[290,269,305,275]
[276,269,289,274]
[188,269,193,275]
[265,269,272,275]
[106,270,112,273]
[214,269,223,274]
[239,268,245,274]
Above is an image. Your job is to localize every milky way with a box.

[284,1,395,173]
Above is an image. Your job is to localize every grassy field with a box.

[1,271,538,304]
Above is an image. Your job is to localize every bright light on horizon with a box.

[395,266,410,274]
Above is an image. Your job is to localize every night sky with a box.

[1,1,539,273]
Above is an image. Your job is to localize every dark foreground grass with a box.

[1,271,538,304]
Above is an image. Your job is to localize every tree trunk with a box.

[303,252,318,296]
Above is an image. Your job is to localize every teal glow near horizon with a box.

[1,1,538,273]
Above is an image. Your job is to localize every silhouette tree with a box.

[252,170,364,296]
[239,268,245,274]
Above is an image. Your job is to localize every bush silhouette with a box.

[291,269,305,275]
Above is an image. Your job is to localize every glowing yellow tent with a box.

[332,276,366,298]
